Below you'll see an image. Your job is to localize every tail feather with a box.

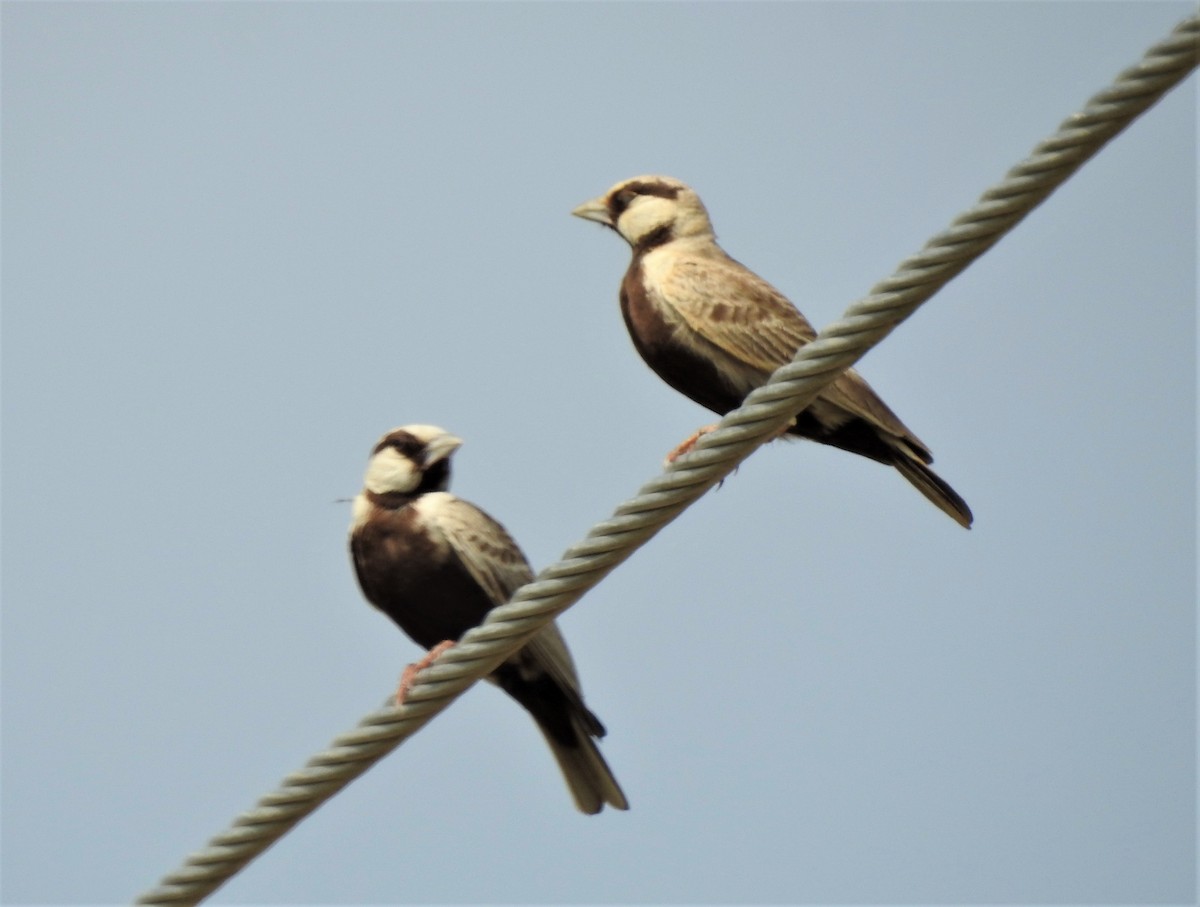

[537,713,629,815]
[494,662,626,814]
[893,454,973,528]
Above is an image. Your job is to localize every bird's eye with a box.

[388,437,421,458]
[610,188,638,217]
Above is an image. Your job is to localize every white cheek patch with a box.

[364,447,419,494]
[617,196,675,245]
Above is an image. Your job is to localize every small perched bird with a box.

[349,425,627,814]
[572,175,973,528]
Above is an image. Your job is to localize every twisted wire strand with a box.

[135,15,1198,905]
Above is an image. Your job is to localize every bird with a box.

[349,424,628,814]
[571,175,973,528]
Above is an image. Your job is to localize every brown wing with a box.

[427,494,533,606]
[661,254,815,375]
[429,495,588,700]
[662,250,926,448]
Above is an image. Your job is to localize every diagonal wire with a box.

[135,14,1198,906]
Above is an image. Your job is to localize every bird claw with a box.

[664,424,718,465]
[664,417,795,467]
[393,640,457,706]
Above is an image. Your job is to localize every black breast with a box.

[351,506,498,651]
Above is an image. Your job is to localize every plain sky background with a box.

[2,3,1195,905]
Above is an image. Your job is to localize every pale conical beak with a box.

[571,196,613,227]
[422,433,463,468]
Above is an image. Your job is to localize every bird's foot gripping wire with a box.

[393,640,456,706]
[663,424,718,465]
[664,417,796,466]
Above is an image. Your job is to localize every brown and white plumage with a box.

[572,175,973,528]
[349,425,627,814]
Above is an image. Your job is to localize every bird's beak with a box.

[571,196,613,227]
[422,433,463,468]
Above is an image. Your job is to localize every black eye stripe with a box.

[390,439,421,456]
[372,431,424,458]
[607,181,681,219]
[631,181,681,200]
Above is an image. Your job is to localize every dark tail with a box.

[496,667,628,814]
[893,454,973,528]
[536,713,629,815]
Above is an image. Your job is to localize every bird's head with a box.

[362,424,463,497]
[572,175,714,251]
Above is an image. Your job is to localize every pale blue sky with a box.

[3,3,1195,904]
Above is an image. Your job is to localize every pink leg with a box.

[664,423,718,464]
[665,417,797,466]
[394,640,456,706]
